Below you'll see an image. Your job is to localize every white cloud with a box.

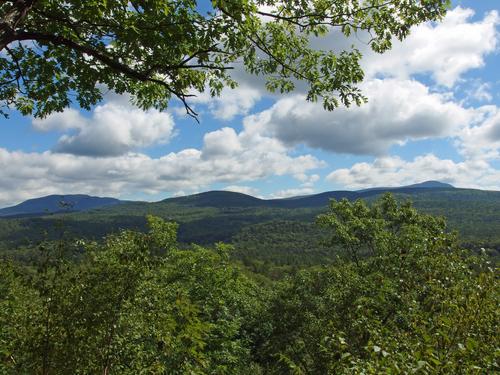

[209,85,262,120]
[458,106,500,160]
[190,83,263,121]
[467,82,493,103]
[262,6,499,98]
[34,103,175,156]
[269,187,315,199]
[174,6,498,124]
[362,7,499,87]
[326,154,500,190]
[202,127,242,157]
[0,122,323,206]
[244,79,470,155]
[32,108,87,131]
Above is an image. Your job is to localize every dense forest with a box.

[1,187,499,273]
[0,194,497,374]
[1,0,498,373]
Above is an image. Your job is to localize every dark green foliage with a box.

[1,187,500,269]
[232,221,333,278]
[0,195,497,374]
[1,1,450,119]
[256,194,499,374]
[0,217,263,374]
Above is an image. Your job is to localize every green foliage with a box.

[1,0,450,118]
[257,194,498,374]
[2,187,500,270]
[0,217,262,374]
[317,193,451,265]
[232,220,333,278]
[0,197,497,374]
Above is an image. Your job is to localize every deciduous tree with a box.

[1,0,450,119]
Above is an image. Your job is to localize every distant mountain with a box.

[404,181,454,189]
[0,194,123,217]
[358,180,454,192]
[0,182,499,257]
[160,189,356,209]
[164,181,457,209]
[166,191,264,208]
[0,180,471,217]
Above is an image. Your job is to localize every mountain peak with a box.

[164,190,264,208]
[405,181,454,189]
[0,194,122,217]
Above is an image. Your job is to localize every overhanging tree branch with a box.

[0,0,38,50]
[0,0,451,119]
[7,31,204,119]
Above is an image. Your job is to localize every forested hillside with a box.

[1,186,499,270]
[1,0,498,372]
[0,195,497,374]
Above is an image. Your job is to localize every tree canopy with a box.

[1,0,450,120]
[0,196,497,373]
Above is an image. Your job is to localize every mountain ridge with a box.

[0,182,499,252]
[0,194,123,217]
[357,180,454,192]
[161,181,458,209]
[1,181,491,217]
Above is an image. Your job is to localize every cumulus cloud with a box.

[326,154,500,190]
[173,6,498,124]
[239,6,499,96]
[458,106,500,160]
[244,79,471,155]
[361,7,499,87]
[32,108,87,131]
[189,83,263,121]
[34,103,175,157]
[0,121,323,206]
[466,81,493,103]
[269,187,315,199]
[202,127,242,157]
[209,85,262,120]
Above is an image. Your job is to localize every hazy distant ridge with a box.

[163,181,457,209]
[0,194,122,217]
[0,180,459,216]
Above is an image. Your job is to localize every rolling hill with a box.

[162,180,459,209]
[0,182,499,267]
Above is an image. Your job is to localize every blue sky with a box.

[1,1,500,207]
